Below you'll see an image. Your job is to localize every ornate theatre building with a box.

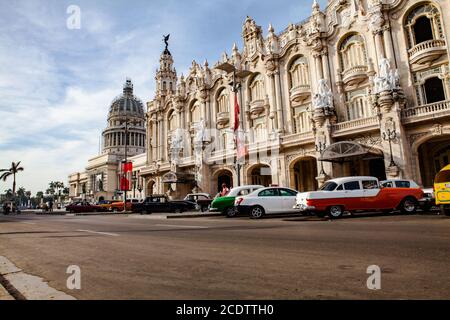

[71,0,450,202]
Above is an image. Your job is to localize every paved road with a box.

[0,212,449,299]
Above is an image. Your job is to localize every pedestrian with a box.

[2,202,9,215]
[220,183,230,197]
[49,200,53,212]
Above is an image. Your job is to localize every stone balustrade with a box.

[332,116,379,136]
[401,100,450,123]
[408,39,447,65]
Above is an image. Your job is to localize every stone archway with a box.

[247,164,272,187]
[416,134,450,187]
[212,169,234,195]
[289,156,318,192]
[147,180,155,196]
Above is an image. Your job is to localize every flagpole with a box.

[233,69,242,187]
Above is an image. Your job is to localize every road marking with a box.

[155,224,209,229]
[77,229,119,237]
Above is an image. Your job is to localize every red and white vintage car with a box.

[294,176,424,218]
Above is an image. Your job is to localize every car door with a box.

[361,179,382,210]
[279,188,298,212]
[343,181,364,210]
[257,188,282,213]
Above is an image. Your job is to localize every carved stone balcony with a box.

[341,65,369,87]
[332,116,379,137]
[216,112,230,126]
[408,39,447,65]
[249,99,267,117]
[401,100,450,124]
[289,84,311,103]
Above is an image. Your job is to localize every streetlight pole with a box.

[315,142,327,175]
[383,128,397,167]
[215,61,252,188]
[231,69,242,187]
[123,115,128,212]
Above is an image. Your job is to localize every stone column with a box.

[157,115,163,161]
[383,26,396,67]
[314,53,324,80]
[374,31,386,61]
[274,71,284,133]
[321,50,331,84]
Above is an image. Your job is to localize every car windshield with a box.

[320,182,338,191]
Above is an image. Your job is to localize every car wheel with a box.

[225,207,237,218]
[327,206,343,219]
[400,198,418,215]
[174,208,182,214]
[141,210,148,215]
[250,206,265,219]
[113,208,118,213]
[201,206,208,212]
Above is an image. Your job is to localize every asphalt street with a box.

[1,212,449,299]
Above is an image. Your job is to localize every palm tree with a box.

[0,162,24,197]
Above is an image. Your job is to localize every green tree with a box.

[0,161,24,196]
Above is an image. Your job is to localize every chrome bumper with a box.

[293,203,316,211]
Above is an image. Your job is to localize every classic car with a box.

[66,201,106,213]
[235,187,298,219]
[294,176,424,218]
[184,193,212,212]
[131,195,198,214]
[434,164,450,216]
[209,185,264,217]
[109,199,141,212]
[381,179,435,211]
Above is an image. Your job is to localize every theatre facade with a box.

[70,0,450,202]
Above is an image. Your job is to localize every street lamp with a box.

[215,61,252,187]
[315,141,327,175]
[382,128,397,167]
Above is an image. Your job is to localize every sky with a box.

[0,0,326,194]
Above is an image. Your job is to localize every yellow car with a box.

[434,164,450,216]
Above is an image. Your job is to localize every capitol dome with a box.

[102,79,146,158]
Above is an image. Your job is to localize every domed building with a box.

[68,79,147,202]
[102,79,146,157]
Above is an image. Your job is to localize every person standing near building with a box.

[220,183,230,197]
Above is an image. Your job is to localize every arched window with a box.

[405,3,443,48]
[217,89,230,113]
[252,116,267,142]
[292,104,311,133]
[289,56,310,89]
[190,101,201,123]
[339,34,367,72]
[345,88,372,120]
[423,77,446,104]
[250,74,265,102]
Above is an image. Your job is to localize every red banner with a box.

[120,161,133,191]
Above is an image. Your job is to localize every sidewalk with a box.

[0,282,14,300]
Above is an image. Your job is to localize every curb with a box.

[167,213,223,219]
[0,256,75,300]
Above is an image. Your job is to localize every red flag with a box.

[120,162,133,191]
[234,94,240,132]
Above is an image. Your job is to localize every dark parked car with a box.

[66,201,106,213]
[184,193,212,212]
[131,195,198,214]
